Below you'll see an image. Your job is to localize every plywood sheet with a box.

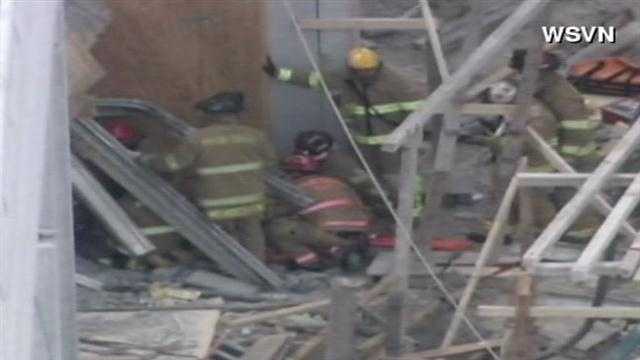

[91,0,268,128]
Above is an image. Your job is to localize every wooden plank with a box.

[420,0,449,81]
[224,299,330,328]
[517,173,636,187]
[389,130,422,351]
[242,334,291,360]
[533,261,628,277]
[478,306,640,319]
[92,1,268,129]
[572,172,640,282]
[459,103,516,117]
[300,18,428,30]
[325,278,359,360]
[394,131,422,293]
[399,339,502,359]
[523,118,640,271]
[502,275,536,360]
[385,0,547,149]
[438,158,526,350]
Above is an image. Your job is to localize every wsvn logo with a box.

[542,26,616,44]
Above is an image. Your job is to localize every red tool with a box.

[432,238,475,252]
[368,233,396,249]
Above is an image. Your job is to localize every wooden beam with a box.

[572,172,640,282]
[438,158,526,350]
[300,18,428,30]
[517,173,636,187]
[523,118,640,271]
[399,338,503,359]
[503,275,536,360]
[459,103,516,117]
[533,261,628,277]
[478,305,640,319]
[325,278,360,360]
[224,299,330,328]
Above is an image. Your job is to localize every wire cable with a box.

[281,2,501,358]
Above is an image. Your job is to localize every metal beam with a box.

[70,118,283,288]
[71,156,156,256]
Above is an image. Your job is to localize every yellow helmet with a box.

[347,47,381,71]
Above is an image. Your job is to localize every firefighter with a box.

[263,46,426,174]
[186,113,275,261]
[512,50,603,239]
[192,92,272,260]
[263,46,427,146]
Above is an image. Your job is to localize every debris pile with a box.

[69,1,640,359]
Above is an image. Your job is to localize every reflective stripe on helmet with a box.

[197,193,265,208]
[142,225,176,236]
[206,203,265,220]
[196,161,263,176]
[299,198,357,215]
[277,68,294,82]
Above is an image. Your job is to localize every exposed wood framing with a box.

[385,0,547,149]
[478,306,640,319]
[572,172,640,282]
[523,118,640,272]
[502,275,536,360]
[224,299,330,328]
[399,339,503,359]
[525,126,637,241]
[517,173,636,187]
[300,18,428,30]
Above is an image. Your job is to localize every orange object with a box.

[569,57,640,96]
[432,238,474,252]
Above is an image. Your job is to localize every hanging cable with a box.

[280,1,501,359]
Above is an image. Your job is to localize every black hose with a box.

[535,240,617,359]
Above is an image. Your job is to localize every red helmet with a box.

[105,121,141,147]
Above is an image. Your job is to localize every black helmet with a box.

[294,130,333,156]
[195,91,244,115]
